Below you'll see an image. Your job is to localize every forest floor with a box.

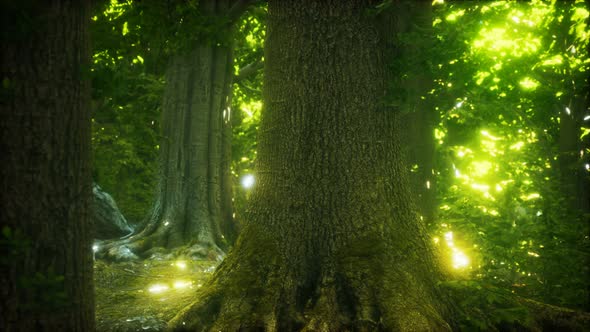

[94,258,218,331]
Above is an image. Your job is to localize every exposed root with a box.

[94,226,225,261]
[167,269,452,331]
[166,227,452,332]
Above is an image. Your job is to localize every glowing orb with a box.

[452,250,470,269]
[148,284,169,294]
[241,174,255,189]
[173,280,192,289]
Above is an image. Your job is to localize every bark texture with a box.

[168,1,452,330]
[0,1,94,331]
[98,1,238,260]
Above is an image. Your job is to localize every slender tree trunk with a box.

[558,96,589,214]
[168,1,453,330]
[0,1,94,330]
[548,2,590,309]
[98,1,239,259]
[396,1,438,226]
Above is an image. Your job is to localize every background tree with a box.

[168,1,453,330]
[96,1,258,259]
[0,1,94,330]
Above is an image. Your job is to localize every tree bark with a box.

[396,0,438,226]
[0,1,94,331]
[97,0,240,260]
[168,1,453,330]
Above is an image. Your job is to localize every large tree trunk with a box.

[98,1,238,260]
[0,1,94,331]
[168,1,453,330]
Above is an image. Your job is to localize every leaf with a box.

[2,226,11,238]
[122,21,129,36]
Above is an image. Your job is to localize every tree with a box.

[395,0,439,226]
[551,1,590,216]
[168,1,453,330]
[0,1,94,330]
[97,1,256,259]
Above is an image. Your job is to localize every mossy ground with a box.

[94,258,218,331]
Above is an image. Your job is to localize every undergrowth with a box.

[94,258,218,331]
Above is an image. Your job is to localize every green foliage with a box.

[230,5,266,223]
[429,0,590,310]
[91,70,161,224]
[90,1,165,224]
[440,279,532,331]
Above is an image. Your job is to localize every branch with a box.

[236,82,261,96]
[233,61,264,83]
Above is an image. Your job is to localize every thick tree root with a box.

[94,226,224,261]
[166,228,452,332]
[167,275,451,331]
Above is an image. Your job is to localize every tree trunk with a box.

[548,2,590,309]
[0,1,94,331]
[168,1,453,330]
[558,96,589,214]
[396,1,438,226]
[98,1,238,260]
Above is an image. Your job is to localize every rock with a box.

[93,183,134,239]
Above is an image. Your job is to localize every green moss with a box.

[165,224,285,330]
